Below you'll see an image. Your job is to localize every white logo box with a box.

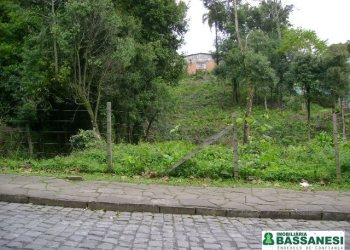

[262,231,345,250]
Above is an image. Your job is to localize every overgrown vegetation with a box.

[0,0,186,143]
[1,0,349,188]
[1,138,350,183]
[1,79,350,185]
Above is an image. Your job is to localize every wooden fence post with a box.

[232,113,239,179]
[26,124,33,158]
[107,102,113,172]
[340,99,346,140]
[332,113,342,183]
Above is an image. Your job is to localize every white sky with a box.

[179,0,350,55]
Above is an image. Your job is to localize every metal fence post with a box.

[332,113,342,183]
[232,113,239,179]
[107,102,113,172]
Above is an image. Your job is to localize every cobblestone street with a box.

[0,202,349,250]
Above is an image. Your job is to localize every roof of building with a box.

[185,52,212,58]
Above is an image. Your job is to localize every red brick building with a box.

[185,53,216,75]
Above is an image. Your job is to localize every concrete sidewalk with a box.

[0,174,349,221]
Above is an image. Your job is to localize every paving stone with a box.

[78,239,99,249]
[97,242,115,249]
[204,243,222,249]
[102,237,118,244]
[69,235,84,242]
[0,240,9,246]
[2,174,349,220]
[6,241,24,248]
[149,240,163,247]
[0,200,349,250]
[23,243,44,249]
[63,241,79,247]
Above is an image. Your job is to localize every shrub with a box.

[69,130,101,150]
[2,137,349,184]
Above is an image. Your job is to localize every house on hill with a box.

[185,53,216,75]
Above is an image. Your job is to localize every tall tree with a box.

[56,0,137,137]
[279,28,327,57]
[50,0,59,76]
[233,0,243,52]
[241,49,277,144]
[322,43,350,140]
[322,43,350,110]
[217,31,277,143]
[282,28,326,140]
[0,0,49,121]
[202,0,226,63]
[109,0,187,142]
[288,53,322,140]
[115,0,187,85]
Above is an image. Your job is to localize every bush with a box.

[69,130,101,150]
[1,138,349,183]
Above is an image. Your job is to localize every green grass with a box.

[156,76,342,146]
[1,75,349,190]
[1,138,349,185]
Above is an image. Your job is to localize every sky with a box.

[179,0,350,55]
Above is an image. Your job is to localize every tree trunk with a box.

[132,122,142,144]
[301,101,306,112]
[232,78,239,104]
[231,83,235,105]
[278,84,283,108]
[235,79,240,103]
[215,22,219,64]
[340,99,346,140]
[332,113,342,183]
[144,115,157,141]
[85,100,101,138]
[232,113,239,178]
[243,86,254,144]
[51,0,58,75]
[106,102,113,173]
[270,86,273,101]
[264,96,268,111]
[306,90,311,141]
[26,124,33,158]
[91,118,100,138]
[272,0,282,41]
[233,0,243,52]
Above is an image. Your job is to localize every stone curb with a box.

[0,193,349,221]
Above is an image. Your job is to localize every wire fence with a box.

[0,105,231,158]
[1,99,348,159]
[0,108,91,158]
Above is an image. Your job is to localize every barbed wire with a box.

[0,106,240,158]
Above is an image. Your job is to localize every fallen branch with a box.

[168,125,233,173]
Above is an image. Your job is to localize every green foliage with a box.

[202,0,227,31]
[279,28,327,55]
[1,76,350,185]
[242,50,278,88]
[1,0,350,187]
[288,53,322,95]
[154,78,232,143]
[116,0,187,85]
[1,0,187,143]
[2,138,349,183]
[217,0,292,40]
[69,130,101,150]
[321,43,350,104]
[0,0,44,121]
